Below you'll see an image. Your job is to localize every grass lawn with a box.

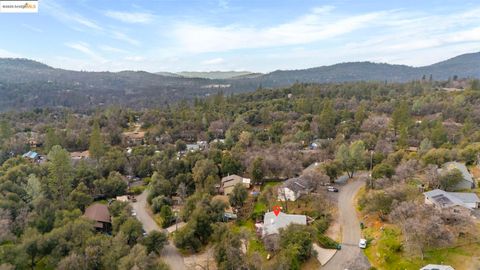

[363,223,480,269]
[261,181,281,190]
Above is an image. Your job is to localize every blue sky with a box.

[0,0,479,72]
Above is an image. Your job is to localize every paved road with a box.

[132,190,186,270]
[322,176,370,270]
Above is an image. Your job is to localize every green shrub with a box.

[317,234,339,249]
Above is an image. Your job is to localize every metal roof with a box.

[262,211,307,236]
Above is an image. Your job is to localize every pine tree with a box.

[318,100,336,138]
[89,121,105,160]
[47,145,73,208]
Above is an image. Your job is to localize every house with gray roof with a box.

[258,211,307,237]
[420,264,454,270]
[424,189,480,214]
[439,162,475,190]
[277,177,312,201]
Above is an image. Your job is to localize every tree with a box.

[141,230,167,255]
[175,139,187,152]
[229,183,248,208]
[278,224,314,268]
[419,138,433,155]
[221,151,242,176]
[192,159,218,189]
[213,225,246,270]
[0,120,12,145]
[69,182,93,211]
[439,168,463,191]
[118,244,167,270]
[470,79,480,91]
[318,100,336,138]
[21,228,42,270]
[335,140,366,178]
[390,202,455,259]
[119,218,143,246]
[25,174,42,203]
[159,205,174,228]
[48,145,73,208]
[250,157,264,184]
[94,171,128,198]
[391,100,411,136]
[372,163,394,179]
[57,253,86,270]
[322,160,341,183]
[430,121,448,147]
[89,121,105,160]
[44,127,61,152]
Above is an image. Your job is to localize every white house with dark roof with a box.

[439,162,475,190]
[277,177,312,201]
[424,189,480,213]
[258,211,307,237]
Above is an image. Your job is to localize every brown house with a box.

[221,175,251,196]
[84,203,111,232]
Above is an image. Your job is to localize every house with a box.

[257,211,307,237]
[439,162,475,190]
[115,195,129,202]
[210,139,225,145]
[424,189,480,214]
[70,150,90,161]
[221,174,251,196]
[84,203,111,232]
[22,151,43,163]
[186,143,200,152]
[22,150,39,160]
[277,177,312,201]
[122,131,145,146]
[406,146,418,153]
[420,264,454,270]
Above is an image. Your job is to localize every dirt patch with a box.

[183,246,217,270]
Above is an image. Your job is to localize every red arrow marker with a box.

[273,205,281,216]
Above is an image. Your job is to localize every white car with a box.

[131,210,137,216]
[359,238,367,249]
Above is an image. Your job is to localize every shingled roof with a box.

[84,203,111,224]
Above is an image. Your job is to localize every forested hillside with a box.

[0,79,480,269]
[0,52,479,111]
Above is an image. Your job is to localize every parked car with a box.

[327,186,339,192]
[359,238,367,249]
[131,210,137,216]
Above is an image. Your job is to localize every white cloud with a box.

[111,31,141,46]
[99,45,127,54]
[42,0,103,31]
[202,57,225,65]
[172,6,385,53]
[21,24,43,33]
[65,42,106,62]
[105,11,154,24]
[124,56,145,61]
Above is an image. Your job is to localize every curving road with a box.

[132,190,186,270]
[322,176,370,270]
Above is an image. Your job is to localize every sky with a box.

[0,0,479,73]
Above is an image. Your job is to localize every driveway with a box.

[132,190,186,270]
[321,175,370,270]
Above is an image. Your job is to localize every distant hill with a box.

[0,52,478,111]
[240,52,480,88]
[177,71,258,80]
